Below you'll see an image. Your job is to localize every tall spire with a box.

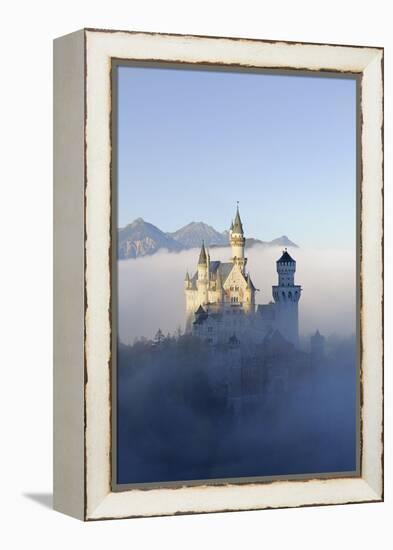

[230,203,246,273]
[232,202,244,234]
[198,241,207,265]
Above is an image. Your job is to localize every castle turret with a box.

[272,249,301,346]
[184,271,191,290]
[197,241,209,304]
[276,250,296,287]
[197,241,207,275]
[230,205,247,273]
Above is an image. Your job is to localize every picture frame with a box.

[53,28,383,520]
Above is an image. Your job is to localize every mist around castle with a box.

[115,65,357,485]
[116,207,357,484]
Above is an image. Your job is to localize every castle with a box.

[184,206,302,346]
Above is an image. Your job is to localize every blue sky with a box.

[117,65,357,249]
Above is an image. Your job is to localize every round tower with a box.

[272,249,301,346]
[230,204,247,273]
[276,249,297,287]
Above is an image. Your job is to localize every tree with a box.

[153,328,165,346]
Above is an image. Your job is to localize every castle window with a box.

[207,326,213,333]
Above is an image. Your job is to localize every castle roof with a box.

[208,260,221,274]
[193,304,208,324]
[198,242,207,264]
[232,205,244,234]
[246,273,257,290]
[277,250,295,264]
[263,329,292,352]
[217,262,233,282]
[191,261,235,287]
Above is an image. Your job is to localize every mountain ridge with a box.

[118,218,298,259]
[167,221,228,248]
[118,218,183,259]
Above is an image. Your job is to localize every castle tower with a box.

[184,271,191,290]
[197,241,209,305]
[216,270,224,303]
[272,249,301,346]
[184,270,194,331]
[310,330,325,363]
[230,205,247,273]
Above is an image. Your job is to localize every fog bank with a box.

[118,245,355,343]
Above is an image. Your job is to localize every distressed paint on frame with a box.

[81,31,382,519]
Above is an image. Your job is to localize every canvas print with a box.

[113,64,359,486]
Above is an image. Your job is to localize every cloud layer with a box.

[118,245,356,344]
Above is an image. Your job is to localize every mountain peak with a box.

[268,235,298,248]
[185,221,208,228]
[118,219,298,259]
[118,218,182,259]
[168,222,228,249]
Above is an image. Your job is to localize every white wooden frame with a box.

[53,28,383,521]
